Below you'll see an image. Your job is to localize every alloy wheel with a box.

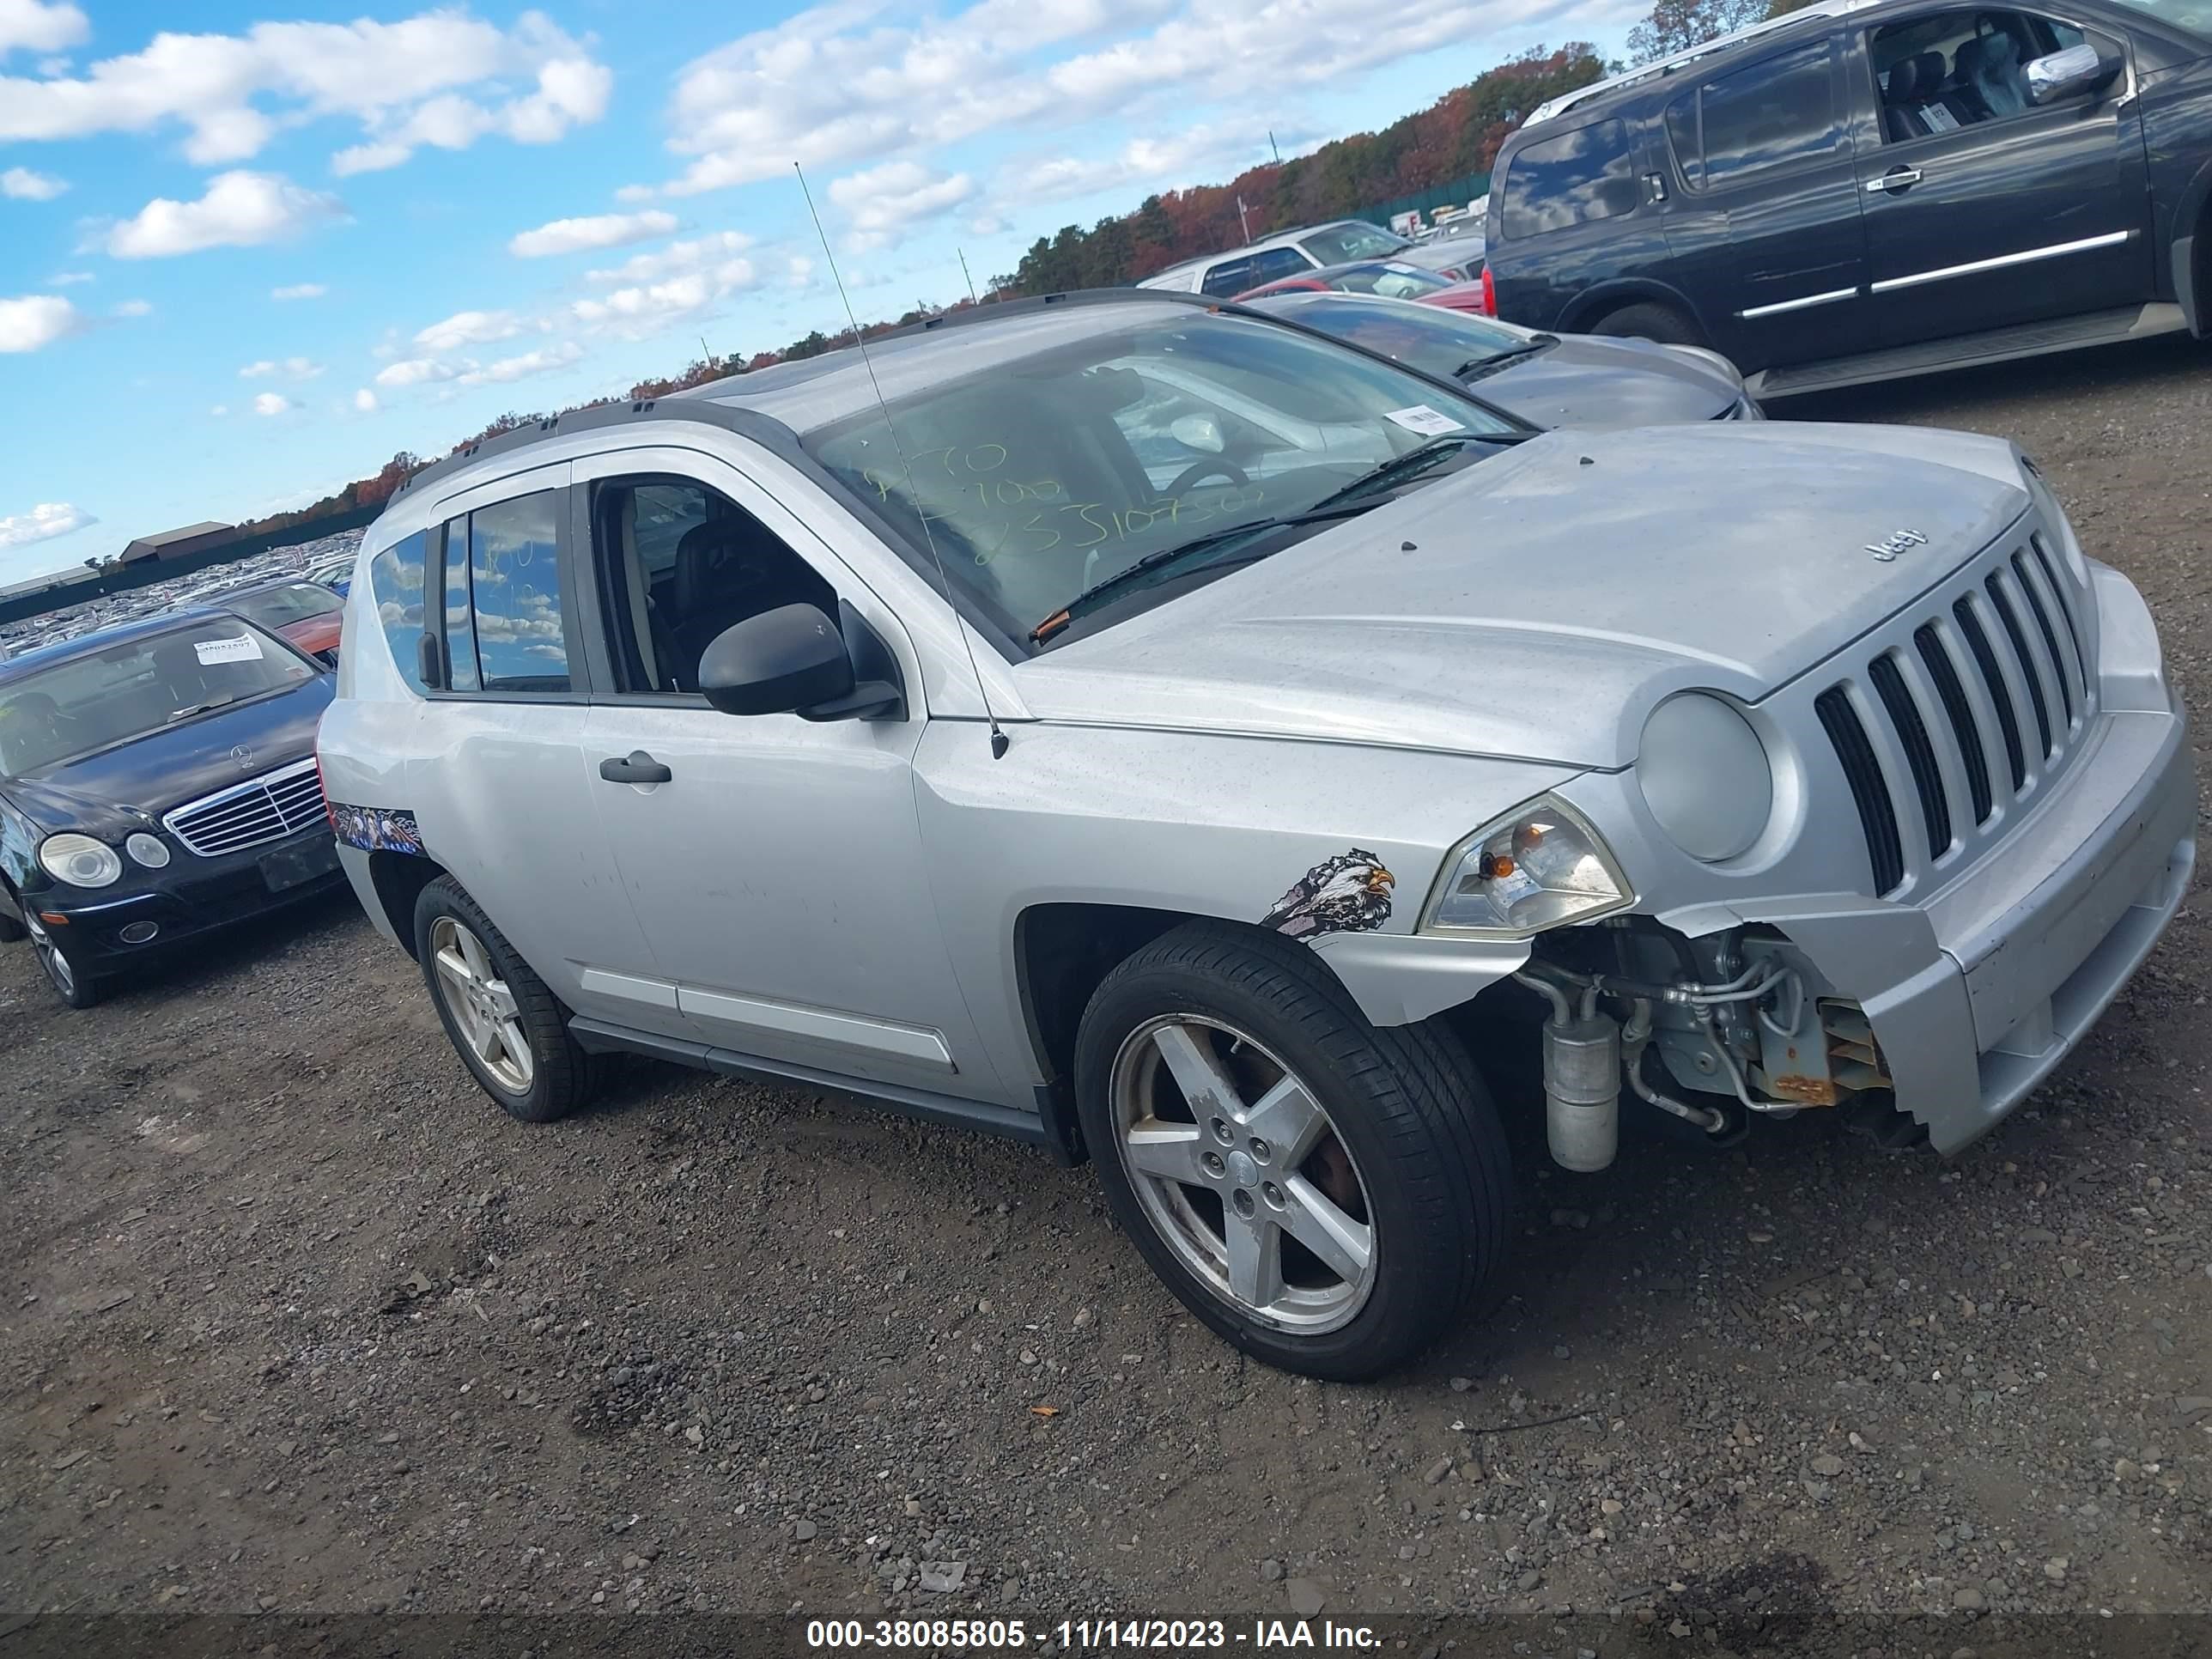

[429,916,533,1094]
[1109,1013,1376,1334]
[24,914,75,998]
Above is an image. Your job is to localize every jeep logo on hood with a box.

[1864,528,1929,562]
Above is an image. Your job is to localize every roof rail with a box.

[1521,0,1880,127]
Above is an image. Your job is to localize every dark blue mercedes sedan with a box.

[0,610,343,1007]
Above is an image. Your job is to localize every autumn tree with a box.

[1626,0,1769,63]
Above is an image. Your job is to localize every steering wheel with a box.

[1165,459,1249,496]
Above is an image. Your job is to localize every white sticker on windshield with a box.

[193,635,264,665]
[1384,404,1468,437]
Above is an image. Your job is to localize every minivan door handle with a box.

[1867,167,1923,194]
[598,750,673,785]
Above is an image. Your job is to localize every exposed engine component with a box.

[1515,920,1891,1171]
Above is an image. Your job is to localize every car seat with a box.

[661,520,831,693]
[1883,54,1926,139]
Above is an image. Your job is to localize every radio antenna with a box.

[795,162,1008,760]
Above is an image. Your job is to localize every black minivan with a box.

[1481,0,2212,397]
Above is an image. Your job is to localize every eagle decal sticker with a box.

[330,803,425,857]
[1261,849,1395,939]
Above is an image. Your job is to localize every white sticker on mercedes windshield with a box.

[194,635,264,665]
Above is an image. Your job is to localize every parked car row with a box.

[7,289,2191,1386]
[1136,216,1482,298]
[1476,0,2212,395]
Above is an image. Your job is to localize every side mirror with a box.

[2027,42,2119,105]
[699,604,854,716]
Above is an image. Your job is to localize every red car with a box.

[216,580,344,663]
[1235,258,1490,312]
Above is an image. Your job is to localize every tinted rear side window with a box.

[1698,44,1844,185]
[1499,119,1639,239]
[468,491,569,692]
[1204,246,1310,296]
[367,531,428,692]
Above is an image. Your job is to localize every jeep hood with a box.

[1015,422,2033,769]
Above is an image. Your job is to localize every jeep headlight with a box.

[1637,693,1772,862]
[1420,798,1631,937]
[2021,455,2087,584]
[39,833,123,889]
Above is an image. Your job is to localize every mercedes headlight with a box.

[1638,693,1773,862]
[39,833,123,889]
[1420,798,1632,937]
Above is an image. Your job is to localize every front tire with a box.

[1590,301,1698,345]
[24,913,100,1009]
[1073,923,1510,1382]
[413,876,599,1123]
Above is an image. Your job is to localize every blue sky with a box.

[0,0,1640,586]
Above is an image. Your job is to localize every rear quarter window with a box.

[1499,119,1640,240]
[367,530,429,693]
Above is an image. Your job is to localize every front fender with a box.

[913,720,1579,1081]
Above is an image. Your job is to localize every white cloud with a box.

[353,387,377,412]
[1,10,609,174]
[48,269,92,284]
[270,281,325,300]
[584,229,752,286]
[374,357,454,387]
[633,0,1529,199]
[2,163,66,198]
[508,209,678,258]
[252,392,294,416]
[239,355,324,380]
[0,0,88,58]
[413,308,526,352]
[0,293,76,351]
[103,170,343,258]
[635,0,1176,198]
[1007,122,1267,204]
[0,500,94,550]
[785,254,815,289]
[827,160,974,252]
[113,298,151,317]
[570,254,757,341]
[456,341,583,385]
[208,404,229,416]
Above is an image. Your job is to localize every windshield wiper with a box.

[1030,501,1381,643]
[1454,335,1559,380]
[165,693,239,723]
[1305,434,1495,514]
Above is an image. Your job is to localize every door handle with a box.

[599,750,673,785]
[1866,167,1923,194]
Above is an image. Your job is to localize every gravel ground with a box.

[3,342,2209,1658]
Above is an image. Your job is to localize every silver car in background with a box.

[317,291,2194,1380]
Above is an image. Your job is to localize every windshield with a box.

[1298,222,1414,263]
[1331,263,1453,300]
[1256,295,1543,378]
[0,618,315,776]
[800,310,1523,641]
[229,583,340,629]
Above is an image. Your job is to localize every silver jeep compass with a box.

[317,291,2195,1380]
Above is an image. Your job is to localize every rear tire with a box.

[413,876,599,1123]
[1590,301,1698,346]
[1073,922,1511,1382]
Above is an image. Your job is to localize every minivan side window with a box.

[589,477,836,696]
[1498,119,1639,239]
[366,530,428,692]
[1695,44,1844,186]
